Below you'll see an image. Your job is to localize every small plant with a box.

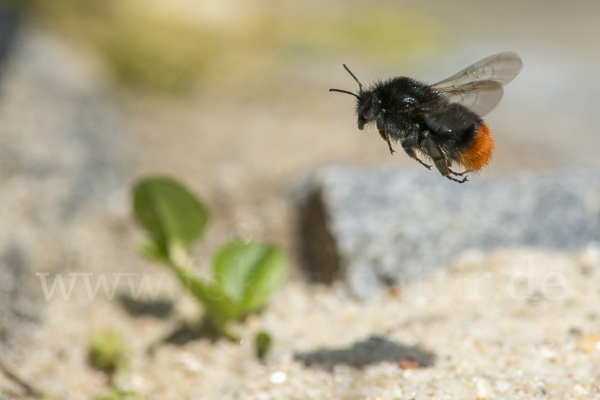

[88,329,129,375]
[133,176,287,339]
[255,330,273,360]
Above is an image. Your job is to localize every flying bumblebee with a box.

[330,52,523,183]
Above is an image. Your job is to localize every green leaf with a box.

[255,330,272,360]
[133,177,208,257]
[169,264,239,335]
[213,242,287,314]
[140,240,168,261]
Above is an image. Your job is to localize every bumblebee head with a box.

[356,91,382,130]
[330,64,380,130]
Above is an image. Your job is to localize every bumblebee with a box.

[330,52,523,183]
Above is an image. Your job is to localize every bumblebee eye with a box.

[362,97,374,118]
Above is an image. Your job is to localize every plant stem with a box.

[166,243,239,341]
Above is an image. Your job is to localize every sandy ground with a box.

[11,243,600,399]
[4,0,600,399]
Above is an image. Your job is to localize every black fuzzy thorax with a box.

[362,76,481,162]
[372,77,438,108]
[370,77,437,137]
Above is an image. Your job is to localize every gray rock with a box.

[298,165,600,299]
[0,27,131,362]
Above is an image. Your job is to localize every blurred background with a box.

[9,0,600,249]
[1,0,600,397]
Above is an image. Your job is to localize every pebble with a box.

[576,333,600,353]
[476,379,494,400]
[269,371,287,384]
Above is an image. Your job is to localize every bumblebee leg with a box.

[423,135,467,184]
[410,153,433,170]
[384,135,396,154]
[401,143,432,170]
[381,133,396,154]
[376,121,396,154]
[449,168,472,176]
[415,157,433,170]
[446,174,468,184]
[439,161,468,184]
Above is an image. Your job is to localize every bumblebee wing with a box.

[436,81,504,117]
[432,51,523,116]
[433,52,523,88]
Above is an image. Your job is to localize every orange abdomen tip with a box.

[458,123,495,171]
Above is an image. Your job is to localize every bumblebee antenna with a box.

[342,64,363,92]
[329,88,360,100]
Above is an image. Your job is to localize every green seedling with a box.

[133,176,287,339]
[88,329,129,375]
[133,177,208,265]
[255,330,273,360]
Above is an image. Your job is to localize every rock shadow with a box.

[295,335,435,371]
[160,317,220,345]
[147,317,221,355]
[118,293,174,319]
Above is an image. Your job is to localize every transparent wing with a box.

[433,51,523,88]
[431,51,523,116]
[435,81,504,117]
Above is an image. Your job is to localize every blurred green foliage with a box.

[27,0,444,94]
[87,329,129,375]
[28,0,216,93]
[255,330,273,360]
[273,7,443,63]
[213,242,287,315]
[104,18,213,94]
[133,177,209,261]
[133,176,287,339]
